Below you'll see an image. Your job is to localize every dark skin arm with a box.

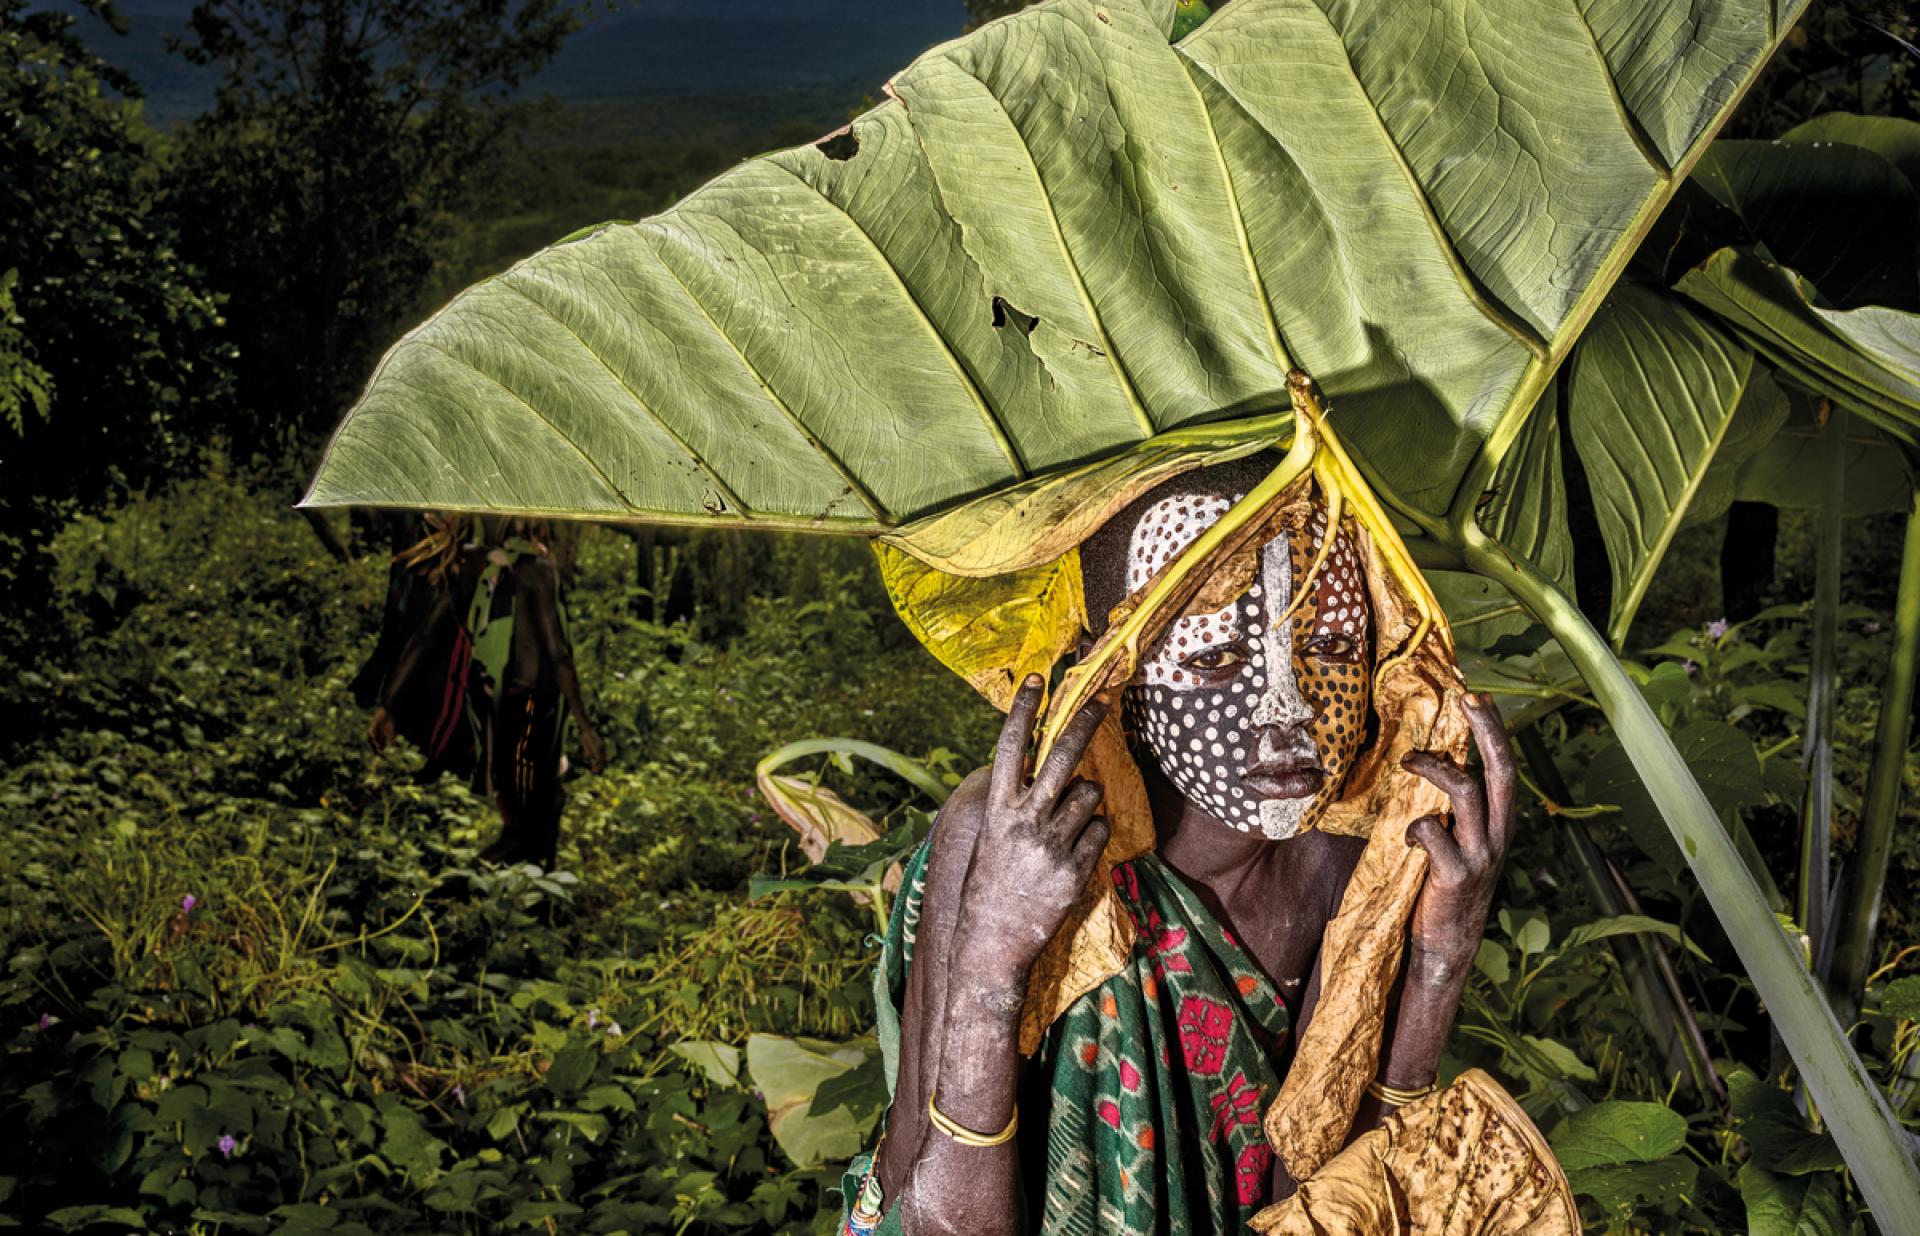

[879,690,1514,1220]
[1359,695,1517,1124]
[877,679,1111,1236]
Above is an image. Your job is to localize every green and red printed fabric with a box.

[842,841,1295,1235]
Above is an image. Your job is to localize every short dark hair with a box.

[1079,449,1290,637]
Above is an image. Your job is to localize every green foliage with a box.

[0,473,997,1232]
[1451,602,1920,1230]
[0,0,235,588]
[302,0,1792,537]
[165,0,584,448]
[0,267,53,436]
[11,0,1920,1226]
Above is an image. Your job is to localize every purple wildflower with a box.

[1865,621,1884,635]
[1706,618,1729,640]
[36,1013,54,1032]
[587,1009,600,1030]
[181,894,197,914]
[452,1084,466,1106]
[749,811,761,823]
[217,1134,237,1159]
[1683,660,1698,676]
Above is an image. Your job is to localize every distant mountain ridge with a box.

[48,0,970,124]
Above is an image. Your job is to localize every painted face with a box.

[1122,493,1372,839]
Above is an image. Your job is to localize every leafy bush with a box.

[0,473,995,1233]
[1448,605,1920,1231]
[0,0,235,604]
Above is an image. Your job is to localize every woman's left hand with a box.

[1400,694,1516,987]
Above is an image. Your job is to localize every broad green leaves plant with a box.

[1549,1100,1695,1223]
[1567,286,1788,646]
[299,0,1920,1221]
[744,1035,884,1168]
[304,0,1797,547]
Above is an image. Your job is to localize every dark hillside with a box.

[47,0,970,124]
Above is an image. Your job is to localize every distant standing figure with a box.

[365,515,484,784]
[370,522,602,867]
[463,526,605,867]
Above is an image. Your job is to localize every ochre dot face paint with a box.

[1122,493,1372,839]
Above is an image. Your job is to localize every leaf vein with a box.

[498,275,751,515]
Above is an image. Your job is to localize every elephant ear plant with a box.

[303,0,1920,1219]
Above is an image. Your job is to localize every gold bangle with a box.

[1366,1079,1438,1107]
[926,1093,1019,1147]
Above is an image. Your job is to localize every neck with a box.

[1147,769,1291,907]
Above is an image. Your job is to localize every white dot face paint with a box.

[1122,491,1374,840]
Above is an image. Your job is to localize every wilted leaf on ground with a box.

[745,1034,883,1167]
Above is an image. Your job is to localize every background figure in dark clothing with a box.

[375,523,604,868]
[365,516,486,783]
[349,514,424,710]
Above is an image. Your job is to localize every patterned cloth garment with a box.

[842,837,1295,1235]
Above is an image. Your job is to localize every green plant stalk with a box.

[1600,855,1726,1104]
[1832,492,1920,999]
[756,738,951,805]
[1516,727,1721,1099]
[1801,409,1846,977]
[1461,524,1920,1224]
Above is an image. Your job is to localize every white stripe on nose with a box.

[1251,538,1314,733]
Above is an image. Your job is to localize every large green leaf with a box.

[1548,1100,1688,1171]
[1737,1164,1849,1236]
[1691,138,1918,309]
[1737,397,1913,515]
[1567,284,1787,645]
[744,1034,883,1168]
[304,0,1796,552]
[1781,112,1920,213]
[1678,250,1920,445]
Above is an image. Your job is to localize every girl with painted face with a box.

[1126,493,1371,839]
[850,458,1539,1236]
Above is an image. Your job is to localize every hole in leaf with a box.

[990,296,1039,335]
[816,129,859,161]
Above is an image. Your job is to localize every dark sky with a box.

[51,0,973,123]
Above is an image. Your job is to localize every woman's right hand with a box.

[936,675,1112,981]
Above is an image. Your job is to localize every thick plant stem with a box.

[1801,408,1846,977]
[1832,495,1920,999]
[1462,526,1920,1228]
[1515,728,1721,1100]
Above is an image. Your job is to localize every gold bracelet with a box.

[926,1093,1019,1147]
[1366,1078,1438,1107]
